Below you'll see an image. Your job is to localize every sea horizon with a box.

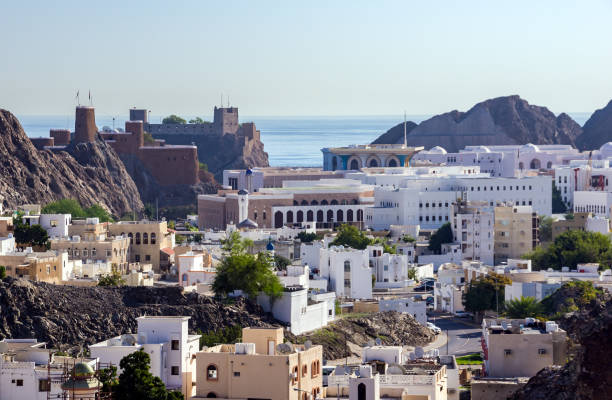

[16,112,593,167]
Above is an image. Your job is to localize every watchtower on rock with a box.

[213,106,239,135]
[74,106,98,143]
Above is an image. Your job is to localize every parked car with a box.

[425,296,434,305]
[455,311,474,318]
[427,322,441,334]
[414,281,434,292]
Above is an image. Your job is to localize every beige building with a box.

[494,205,539,264]
[471,377,528,400]
[551,212,590,240]
[50,235,129,272]
[0,250,64,283]
[194,327,323,400]
[482,318,567,378]
[108,221,175,271]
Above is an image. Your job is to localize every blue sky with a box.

[1,0,611,116]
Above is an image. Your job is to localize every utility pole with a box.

[446,329,449,355]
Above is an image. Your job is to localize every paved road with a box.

[429,315,482,357]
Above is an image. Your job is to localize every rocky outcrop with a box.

[0,278,277,353]
[0,109,142,216]
[511,288,612,400]
[289,312,434,360]
[371,121,418,145]
[576,99,612,150]
[153,132,269,181]
[372,96,583,152]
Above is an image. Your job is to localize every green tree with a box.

[552,182,567,213]
[274,255,291,270]
[539,215,553,243]
[297,231,317,243]
[162,115,186,124]
[115,350,183,400]
[42,199,86,217]
[197,325,242,349]
[84,204,113,222]
[540,281,603,317]
[98,365,118,394]
[98,268,125,287]
[462,273,512,318]
[0,266,6,279]
[14,224,49,248]
[504,296,543,318]
[213,232,283,299]
[143,131,155,144]
[331,224,372,250]
[198,162,208,172]
[189,117,209,124]
[407,267,417,282]
[401,235,416,243]
[524,230,612,271]
[371,273,376,288]
[428,222,453,254]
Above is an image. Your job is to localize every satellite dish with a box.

[375,338,382,346]
[304,340,313,350]
[366,340,375,347]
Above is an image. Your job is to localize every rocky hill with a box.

[0,109,142,216]
[372,96,583,152]
[511,285,612,400]
[0,278,277,352]
[371,120,418,145]
[576,99,612,150]
[288,312,434,360]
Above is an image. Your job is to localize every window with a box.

[344,260,351,272]
[292,366,299,385]
[143,233,148,244]
[171,366,179,375]
[135,232,141,245]
[207,365,218,380]
[344,279,351,288]
[92,248,97,257]
[16,379,23,387]
[50,220,58,227]
[83,250,88,257]
[145,255,151,261]
[171,340,179,350]
[135,254,141,262]
[263,211,266,220]
[38,379,50,392]
[233,371,240,377]
[302,365,308,377]
[538,348,547,355]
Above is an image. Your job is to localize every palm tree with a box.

[504,296,542,318]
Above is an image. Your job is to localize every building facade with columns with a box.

[322,144,423,171]
[198,179,374,230]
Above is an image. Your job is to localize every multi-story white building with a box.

[453,202,494,265]
[90,316,201,398]
[358,166,552,230]
[378,298,427,325]
[573,190,612,218]
[0,234,15,255]
[0,339,98,400]
[301,244,373,299]
[177,251,215,288]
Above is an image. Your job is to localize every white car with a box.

[427,322,441,334]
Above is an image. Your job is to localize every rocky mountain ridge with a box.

[372,95,584,152]
[576,99,612,150]
[0,109,142,216]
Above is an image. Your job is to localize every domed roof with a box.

[74,362,95,377]
[237,218,258,229]
[237,189,249,195]
[428,146,447,154]
[266,239,275,251]
[472,145,491,153]
[521,143,540,153]
[600,142,612,154]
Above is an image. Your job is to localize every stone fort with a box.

[32,106,199,186]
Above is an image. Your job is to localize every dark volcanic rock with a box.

[371,120,418,145]
[0,109,143,216]
[372,96,582,152]
[510,289,612,400]
[0,279,277,353]
[576,99,612,150]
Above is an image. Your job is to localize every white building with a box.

[357,166,552,230]
[39,214,71,238]
[90,316,200,398]
[302,244,373,300]
[573,190,612,218]
[418,243,463,271]
[504,281,562,302]
[434,263,466,314]
[177,251,215,287]
[0,234,15,255]
[0,339,97,400]
[378,298,427,325]
[369,246,412,288]
[453,202,494,266]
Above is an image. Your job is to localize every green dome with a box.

[74,362,95,377]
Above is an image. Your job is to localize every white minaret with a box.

[237,189,249,223]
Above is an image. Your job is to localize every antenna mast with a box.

[403,111,407,148]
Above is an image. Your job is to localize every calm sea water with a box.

[16,113,591,167]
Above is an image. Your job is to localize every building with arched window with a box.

[322,144,423,171]
[194,327,322,400]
